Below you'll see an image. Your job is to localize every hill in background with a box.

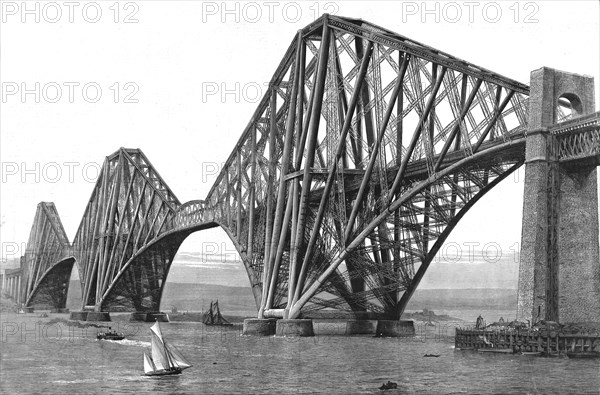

[406,288,517,310]
[65,280,515,317]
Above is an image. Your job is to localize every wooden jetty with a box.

[455,329,600,357]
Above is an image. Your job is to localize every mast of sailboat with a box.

[215,300,224,323]
[163,333,177,370]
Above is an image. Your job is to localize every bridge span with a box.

[5,15,599,325]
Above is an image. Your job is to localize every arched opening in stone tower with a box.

[556,93,584,122]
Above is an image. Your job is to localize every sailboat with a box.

[143,321,192,376]
[202,300,233,326]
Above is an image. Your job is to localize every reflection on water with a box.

[1,313,598,394]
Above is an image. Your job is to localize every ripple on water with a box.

[2,320,599,394]
[52,379,100,384]
[97,339,151,347]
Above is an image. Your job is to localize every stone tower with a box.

[517,67,600,324]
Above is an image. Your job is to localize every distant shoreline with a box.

[59,281,519,318]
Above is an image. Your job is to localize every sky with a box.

[1,1,599,288]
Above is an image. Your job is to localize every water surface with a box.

[1,314,598,394]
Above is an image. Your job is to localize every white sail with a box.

[150,331,169,371]
[147,320,191,374]
[143,352,156,375]
[165,341,193,370]
[150,321,164,340]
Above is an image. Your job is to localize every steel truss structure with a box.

[17,15,600,318]
[21,203,73,309]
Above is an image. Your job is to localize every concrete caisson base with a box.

[345,320,376,335]
[69,311,88,321]
[22,307,34,313]
[130,312,148,322]
[147,312,170,322]
[86,312,111,321]
[242,318,277,336]
[276,319,314,337]
[375,320,415,337]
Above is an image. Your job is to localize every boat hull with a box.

[145,368,182,376]
[566,352,600,359]
[97,334,125,341]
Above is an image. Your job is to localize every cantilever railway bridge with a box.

[4,15,600,323]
